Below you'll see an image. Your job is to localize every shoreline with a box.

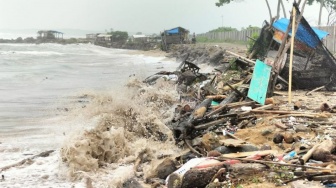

[0,43,181,188]
[2,42,310,188]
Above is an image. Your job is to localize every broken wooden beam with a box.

[226,50,255,65]
[220,150,277,158]
[194,118,227,130]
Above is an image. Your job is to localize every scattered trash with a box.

[140,3,336,187]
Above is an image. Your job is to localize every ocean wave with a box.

[60,78,182,185]
[0,50,64,56]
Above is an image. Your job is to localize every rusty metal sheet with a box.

[248,60,272,105]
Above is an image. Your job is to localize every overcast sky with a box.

[0,0,327,35]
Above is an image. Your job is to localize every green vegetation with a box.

[107,30,129,42]
[215,0,235,7]
[196,25,260,45]
[241,25,261,31]
[196,36,247,44]
[209,26,238,32]
[196,36,246,45]
[229,59,238,70]
[247,32,259,53]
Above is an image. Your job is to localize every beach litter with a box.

[131,3,336,187]
[2,2,335,187]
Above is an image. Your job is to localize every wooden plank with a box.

[221,150,278,158]
[247,60,272,105]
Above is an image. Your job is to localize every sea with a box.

[0,43,181,187]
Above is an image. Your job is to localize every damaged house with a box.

[249,4,336,91]
[94,34,113,47]
[161,27,190,51]
[37,30,64,40]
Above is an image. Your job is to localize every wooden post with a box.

[333,24,336,53]
[289,7,296,104]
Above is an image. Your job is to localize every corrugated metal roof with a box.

[273,18,329,48]
[132,35,147,38]
[97,34,112,37]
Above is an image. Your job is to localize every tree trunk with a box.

[318,0,325,26]
[280,0,287,18]
[265,0,272,23]
[312,140,336,162]
[276,0,281,20]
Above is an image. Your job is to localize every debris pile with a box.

[57,2,336,188]
[140,3,336,188]
[141,53,336,187]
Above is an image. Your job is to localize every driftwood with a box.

[194,117,227,130]
[311,175,336,181]
[0,150,54,172]
[220,150,277,158]
[226,50,255,65]
[293,171,326,177]
[225,131,244,141]
[219,156,336,171]
[300,145,318,164]
[251,110,331,119]
[206,101,255,118]
[296,120,336,125]
[206,95,227,100]
[190,98,212,121]
[227,101,255,109]
[184,138,202,157]
[305,85,325,96]
[220,80,244,93]
[220,87,248,106]
[311,140,336,162]
[238,104,274,116]
[277,113,330,119]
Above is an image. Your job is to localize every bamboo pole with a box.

[226,50,255,65]
[288,7,297,104]
[333,24,336,53]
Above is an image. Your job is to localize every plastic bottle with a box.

[283,151,296,161]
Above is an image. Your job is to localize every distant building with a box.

[37,30,63,39]
[161,27,189,51]
[148,34,161,43]
[95,34,113,47]
[130,35,148,43]
[86,33,99,40]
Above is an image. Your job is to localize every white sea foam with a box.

[0,50,64,56]
[0,43,180,187]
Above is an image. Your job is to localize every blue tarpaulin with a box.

[272,18,329,48]
[166,28,179,34]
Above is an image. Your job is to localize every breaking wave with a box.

[60,77,183,186]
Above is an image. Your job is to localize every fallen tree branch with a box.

[305,85,325,96]
[194,117,227,130]
[300,144,319,165]
[218,156,336,171]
